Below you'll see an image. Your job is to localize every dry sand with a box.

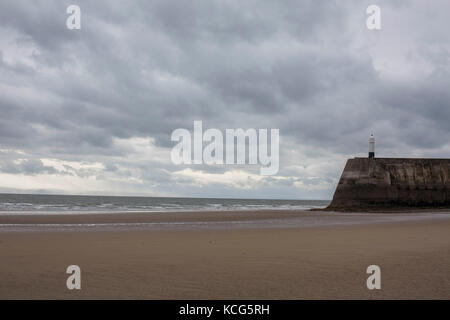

[1,210,450,299]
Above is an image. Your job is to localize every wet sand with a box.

[1,210,450,299]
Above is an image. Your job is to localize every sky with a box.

[0,0,449,199]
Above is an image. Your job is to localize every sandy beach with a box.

[1,210,450,299]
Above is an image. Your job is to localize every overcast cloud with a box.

[0,0,449,199]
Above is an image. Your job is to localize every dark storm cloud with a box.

[0,159,59,175]
[0,0,357,152]
[0,0,449,196]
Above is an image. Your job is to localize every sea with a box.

[1,193,449,232]
[0,193,330,215]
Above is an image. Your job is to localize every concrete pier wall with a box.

[328,158,450,209]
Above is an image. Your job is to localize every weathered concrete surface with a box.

[328,158,450,209]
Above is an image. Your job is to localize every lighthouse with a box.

[369,134,375,158]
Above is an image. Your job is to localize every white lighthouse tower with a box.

[369,134,375,158]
